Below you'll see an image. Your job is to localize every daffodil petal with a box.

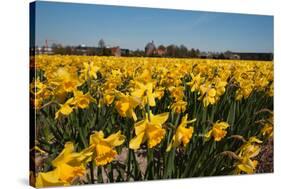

[129,132,145,150]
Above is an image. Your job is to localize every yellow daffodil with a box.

[71,90,94,109]
[88,130,125,166]
[62,79,80,92]
[166,114,196,151]
[199,84,217,107]
[170,100,188,113]
[235,80,254,101]
[34,77,47,95]
[51,142,92,167]
[205,121,229,141]
[115,92,140,121]
[49,67,81,93]
[234,137,262,174]
[36,142,91,187]
[235,156,258,174]
[161,71,182,87]
[135,69,152,84]
[55,98,74,119]
[214,78,228,96]
[36,169,67,187]
[169,86,185,101]
[80,62,100,80]
[129,111,169,149]
[131,81,156,107]
[187,73,204,92]
[102,90,115,105]
[55,90,94,119]
[238,137,262,158]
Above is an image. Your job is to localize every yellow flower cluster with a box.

[235,137,263,174]
[36,131,125,187]
[33,56,273,113]
[32,55,273,186]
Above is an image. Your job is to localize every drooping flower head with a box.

[36,142,91,187]
[205,121,230,141]
[115,91,141,121]
[170,100,188,113]
[129,111,169,149]
[235,137,262,174]
[187,73,204,92]
[55,90,94,119]
[198,84,217,107]
[80,61,100,81]
[88,131,125,166]
[166,114,196,152]
[131,81,156,107]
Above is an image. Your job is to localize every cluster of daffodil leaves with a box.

[31,55,273,187]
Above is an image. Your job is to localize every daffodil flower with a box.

[129,111,169,149]
[55,90,94,119]
[135,69,152,84]
[115,92,140,121]
[80,62,100,80]
[214,78,228,96]
[103,90,115,105]
[237,136,262,158]
[61,79,81,92]
[55,98,74,119]
[166,114,195,152]
[170,100,188,113]
[235,80,254,101]
[169,86,185,101]
[36,142,91,187]
[88,130,125,166]
[51,142,93,168]
[51,67,81,92]
[205,121,229,141]
[198,84,217,107]
[34,77,47,95]
[71,90,94,109]
[36,168,67,187]
[235,156,258,174]
[187,73,204,92]
[131,81,156,107]
[234,137,262,174]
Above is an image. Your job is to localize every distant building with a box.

[35,47,53,55]
[232,52,273,61]
[199,52,208,59]
[145,41,156,56]
[76,45,88,55]
[156,47,166,56]
[230,54,240,60]
[203,52,272,60]
[199,52,218,59]
[110,46,121,56]
[121,49,130,56]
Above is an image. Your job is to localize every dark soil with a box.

[256,138,273,173]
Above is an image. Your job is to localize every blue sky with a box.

[34,1,274,53]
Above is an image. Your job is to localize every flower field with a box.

[30,55,273,187]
